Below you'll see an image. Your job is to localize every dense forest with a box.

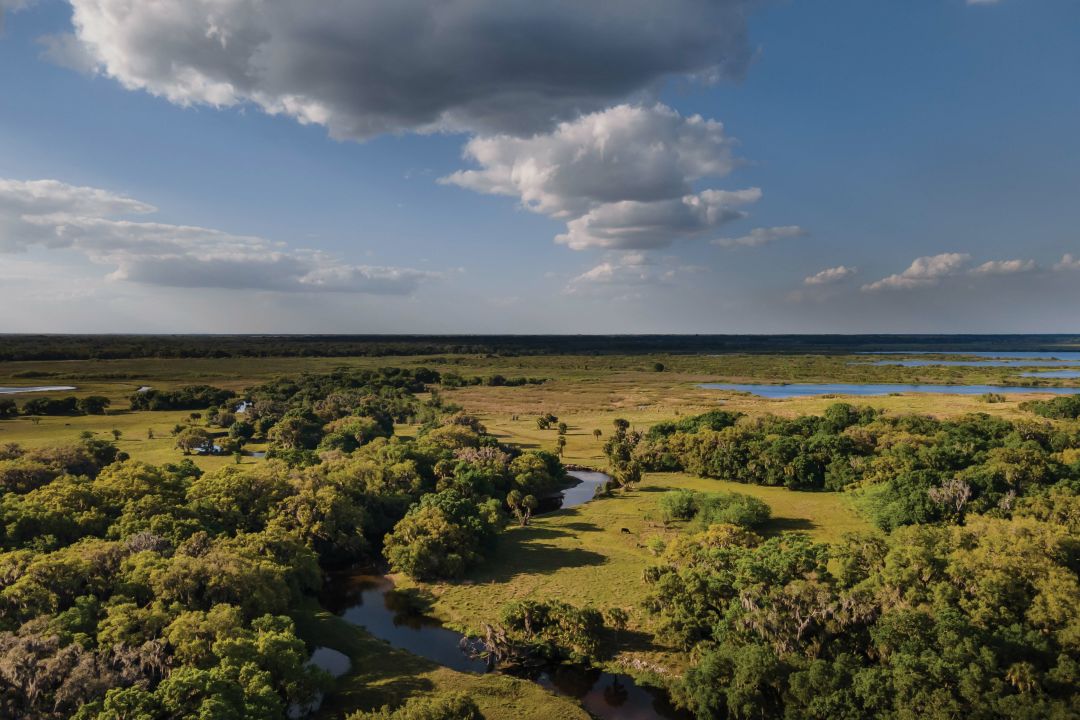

[0,369,575,718]
[602,405,1080,718]
[624,404,1080,529]
[1,334,1079,361]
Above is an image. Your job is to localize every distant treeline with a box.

[2,333,1080,361]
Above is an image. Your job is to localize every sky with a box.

[0,0,1078,334]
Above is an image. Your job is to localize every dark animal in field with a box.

[620,528,631,534]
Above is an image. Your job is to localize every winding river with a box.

[320,471,687,720]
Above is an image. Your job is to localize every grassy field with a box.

[394,467,868,676]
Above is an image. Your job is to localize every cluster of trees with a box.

[439,372,545,388]
[644,505,1079,719]
[349,693,483,720]
[6,333,1075,361]
[631,403,1080,530]
[1021,395,1080,419]
[657,489,771,529]
[129,385,236,411]
[0,396,111,417]
[0,367,572,718]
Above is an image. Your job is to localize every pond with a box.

[1020,370,1080,379]
[700,383,1080,399]
[538,470,610,513]
[0,386,76,394]
[320,471,688,720]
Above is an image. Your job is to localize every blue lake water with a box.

[0,386,76,394]
[700,383,1080,399]
[865,351,1080,360]
[863,359,1080,367]
[1020,370,1080,379]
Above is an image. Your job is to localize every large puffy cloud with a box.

[50,0,756,139]
[0,178,435,294]
[443,104,762,250]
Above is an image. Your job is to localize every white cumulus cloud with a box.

[861,253,972,292]
[443,104,762,250]
[1054,254,1080,271]
[0,178,436,294]
[970,259,1037,275]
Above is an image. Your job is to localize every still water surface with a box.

[0,386,76,394]
[701,383,1080,398]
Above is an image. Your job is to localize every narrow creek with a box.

[318,471,688,720]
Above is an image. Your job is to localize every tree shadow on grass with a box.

[557,521,602,533]
[761,517,816,535]
[477,542,606,582]
[320,641,439,716]
[605,627,660,657]
[294,608,439,717]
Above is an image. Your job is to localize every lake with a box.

[700,383,1080,399]
[866,351,1080,360]
[0,386,76,394]
[863,359,1080,367]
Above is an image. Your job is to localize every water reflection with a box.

[538,471,610,513]
[0,386,77,394]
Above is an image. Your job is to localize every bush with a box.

[659,489,700,521]
[1020,395,1080,419]
[658,489,771,529]
[347,693,483,720]
[696,493,771,529]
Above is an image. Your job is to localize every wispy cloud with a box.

[0,178,437,294]
[804,265,856,285]
[713,225,807,249]
[564,252,704,296]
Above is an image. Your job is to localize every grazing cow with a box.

[620,528,631,534]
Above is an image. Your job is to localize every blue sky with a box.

[1,0,1078,333]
